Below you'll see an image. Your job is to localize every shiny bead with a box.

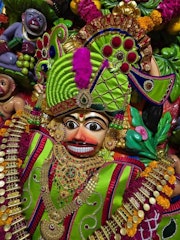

[120,228,127,236]
[0,151,5,157]
[0,144,6,149]
[0,172,4,179]
[164,174,170,180]
[115,233,121,240]
[157,185,162,191]
[2,138,7,143]
[149,197,156,205]
[153,191,160,197]
[127,221,133,228]
[143,203,150,211]
[133,215,138,223]
[0,180,5,187]
[0,157,4,163]
[1,213,8,221]
[0,188,5,196]
[161,180,166,186]
[0,196,5,204]
[5,232,12,240]
[0,166,4,172]
[4,224,11,232]
[138,210,144,218]
[0,205,7,212]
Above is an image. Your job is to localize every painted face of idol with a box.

[62,111,109,158]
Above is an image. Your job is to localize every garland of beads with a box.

[88,156,176,239]
[0,111,30,240]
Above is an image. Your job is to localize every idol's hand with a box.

[34,83,44,95]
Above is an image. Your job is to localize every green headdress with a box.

[39,13,174,119]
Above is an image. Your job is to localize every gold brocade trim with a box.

[40,157,99,240]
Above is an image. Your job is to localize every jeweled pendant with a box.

[40,219,64,240]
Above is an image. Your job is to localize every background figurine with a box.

[0,73,25,121]
[0,8,47,71]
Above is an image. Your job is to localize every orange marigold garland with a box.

[89,156,176,239]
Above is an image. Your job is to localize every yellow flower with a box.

[156,195,170,209]
[0,128,7,136]
[4,120,11,126]
[167,166,175,175]
[149,161,158,168]
[126,225,137,237]
[12,110,23,118]
[137,16,154,32]
[169,175,176,185]
[17,158,23,168]
[162,185,173,197]
[167,16,180,35]
[150,10,162,27]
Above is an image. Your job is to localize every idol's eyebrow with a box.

[85,116,109,126]
[64,115,77,120]
[63,115,109,126]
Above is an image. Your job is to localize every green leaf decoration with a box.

[137,0,161,16]
[154,43,180,102]
[100,0,118,9]
[125,107,171,163]
[53,18,73,28]
[154,111,172,145]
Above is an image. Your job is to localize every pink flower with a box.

[135,126,148,140]
[78,0,102,24]
[157,0,180,22]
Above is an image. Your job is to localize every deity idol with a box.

[0,7,179,240]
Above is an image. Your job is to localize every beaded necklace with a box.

[0,113,30,240]
[89,156,176,239]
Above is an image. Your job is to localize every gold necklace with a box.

[40,156,99,240]
[53,144,104,196]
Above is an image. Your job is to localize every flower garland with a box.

[89,155,176,239]
[136,0,180,33]
[0,110,30,239]
[72,0,180,34]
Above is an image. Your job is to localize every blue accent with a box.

[90,61,108,93]
[171,195,180,203]
[41,64,48,72]
[0,0,4,13]
[49,45,56,58]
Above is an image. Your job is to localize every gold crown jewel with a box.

[76,89,92,109]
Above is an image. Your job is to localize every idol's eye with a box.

[64,120,79,130]
[85,122,102,131]
[0,80,6,86]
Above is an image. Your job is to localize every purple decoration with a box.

[72,47,92,89]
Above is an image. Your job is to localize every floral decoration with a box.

[135,126,148,140]
[36,32,50,60]
[126,107,172,162]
